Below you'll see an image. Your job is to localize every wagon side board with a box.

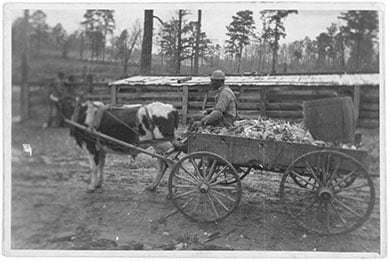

[187,133,368,170]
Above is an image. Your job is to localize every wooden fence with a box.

[26,81,379,128]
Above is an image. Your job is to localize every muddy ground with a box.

[9,109,381,254]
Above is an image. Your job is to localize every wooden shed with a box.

[108,73,380,128]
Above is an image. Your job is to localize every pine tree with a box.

[225,10,256,73]
[259,10,297,73]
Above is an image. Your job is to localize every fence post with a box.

[111,85,117,105]
[259,86,267,117]
[353,85,361,122]
[87,74,93,93]
[182,85,189,124]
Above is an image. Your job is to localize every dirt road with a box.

[10,117,381,253]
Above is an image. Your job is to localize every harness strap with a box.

[143,105,156,140]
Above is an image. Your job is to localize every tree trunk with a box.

[176,10,183,75]
[102,28,107,62]
[21,10,30,121]
[80,33,84,60]
[272,44,278,74]
[356,38,361,72]
[194,10,201,75]
[140,10,153,75]
[258,45,262,73]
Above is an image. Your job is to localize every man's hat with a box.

[210,70,225,80]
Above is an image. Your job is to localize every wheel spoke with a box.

[290,170,319,188]
[174,184,198,189]
[283,185,316,193]
[201,157,207,177]
[174,174,198,185]
[179,163,200,182]
[329,201,348,229]
[211,165,228,181]
[330,168,359,189]
[207,193,219,218]
[304,160,322,186]
[210,189,236,202]
[206,160,217,181]
[325,202,331,233]
[333,198,361,218]
[316,154,325,184]
[190,158,203,179]
[325,153,331,175]
[209,192,230,212]
[315,200,323,219]
[181,196,195,209]
[335,194,371,204]
[335,183,369,193]
[174,189,197,199]
[326,156,342,186]
[192,194,202,214]
[211,185,238,191]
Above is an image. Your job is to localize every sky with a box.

[7,2,376,46]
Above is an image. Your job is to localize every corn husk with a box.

[194,118,357,149]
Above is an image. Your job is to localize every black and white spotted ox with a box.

[68,99,180,192]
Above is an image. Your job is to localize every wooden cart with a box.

[65,119,375,236]
[167,132,375,235]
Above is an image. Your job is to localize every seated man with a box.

[193,70,238,127]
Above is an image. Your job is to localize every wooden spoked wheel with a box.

[168,151,242,223]
[280,150,375,235]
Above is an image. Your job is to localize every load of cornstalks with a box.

[193,118,357,149]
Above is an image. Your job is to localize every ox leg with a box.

[96,151,106,189]
[83,144,101,193]
[147,159,168,191]
[86,153,99,193]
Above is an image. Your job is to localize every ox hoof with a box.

[145,185,157,192]
[86,188,96,193]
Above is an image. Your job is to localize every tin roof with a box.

[109,73,379,87]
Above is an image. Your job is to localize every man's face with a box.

[210,79,222,90]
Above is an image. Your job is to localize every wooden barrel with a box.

[303,97,356,143]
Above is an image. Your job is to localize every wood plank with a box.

[182,85,189,124]
[267,110,303,118]
[359,111,379,119]
[266,103,303,110]
[117,85,182,91]
[360,103,379,111]
[357,119,379,128]
[117,91,182,99]
[267,95,335,103]
[360,96,379,103]
[268,89,337,96]
[117,98,182,108]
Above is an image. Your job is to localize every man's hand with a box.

[202,108,213,115]
[192,121,204,127]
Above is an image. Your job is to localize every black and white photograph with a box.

[2,0,386,258]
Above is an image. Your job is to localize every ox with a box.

[63,98,180,192]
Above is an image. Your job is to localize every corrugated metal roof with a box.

[109,73,379,87]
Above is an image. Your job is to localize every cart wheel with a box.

[168,151,242,223]
[280,150,375,235]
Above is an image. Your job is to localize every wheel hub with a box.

[318,187,334,201]
[199,183,209,193]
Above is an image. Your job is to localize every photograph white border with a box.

[2,0,388,259]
